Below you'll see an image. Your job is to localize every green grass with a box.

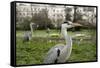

[16,29,60,37]
[68,40,96,62]
[16,29,97,65]
[16,37,58,65]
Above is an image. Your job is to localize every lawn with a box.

[16,29,97,65]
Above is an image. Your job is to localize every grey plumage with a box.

[23,23,35,42]
[23,31,32,42]
[43,21,73,64]
[43,44,64,64]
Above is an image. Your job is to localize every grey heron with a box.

[43,21,74,64]
[23,23,35,42]
[23,31,32,42]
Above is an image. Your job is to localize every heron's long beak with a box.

[71,23,75,27]
[71,23,82,27]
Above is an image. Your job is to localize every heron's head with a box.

[64,21,73,24]
[62,21,74,29]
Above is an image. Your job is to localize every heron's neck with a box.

[58,28,72,61]
[61,27,72,51]
[30,24,33,35]
[61,28,71,46]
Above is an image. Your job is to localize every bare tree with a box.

[31,8,52,29]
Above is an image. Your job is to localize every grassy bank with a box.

[16,29,97,65]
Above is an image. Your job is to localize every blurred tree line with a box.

[16,6,96,30]
[31,9,53,30]
[16,8,54,30]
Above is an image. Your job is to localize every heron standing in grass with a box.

[23,31,32,42]
[23,23,35,42]
[43,21,74,64]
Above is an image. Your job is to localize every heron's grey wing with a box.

[43,48,58,64]
[43,44,64,64]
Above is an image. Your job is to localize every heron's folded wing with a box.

[43,48,58,64]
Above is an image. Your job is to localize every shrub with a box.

[16,17,31,30]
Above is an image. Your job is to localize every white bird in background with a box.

[43,21,74,64]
